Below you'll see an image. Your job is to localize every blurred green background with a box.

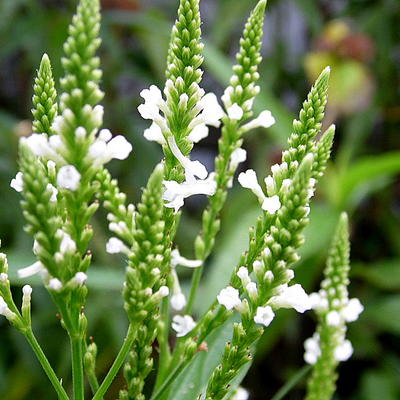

[0,0,399,399]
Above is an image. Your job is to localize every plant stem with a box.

[150,361,185,400]
[92,324,137,400]
[24,329,70,400]
[71,336,85,400]
[154,297,172,390]
[185,267,202,314]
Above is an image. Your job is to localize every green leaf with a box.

[352,259,400,291]
[167,316,252,400]
[333,152,400,209]
[363,295,400,334]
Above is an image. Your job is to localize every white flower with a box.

[232,387,249,400]
[188,124,209,143]
[229,148,247,171]
[58,230,76,254]
[196,93,224,128]
[246,282,258,296]
[237,267,250,286]
[57,165,81,190]
[0,273,8,282]
[75,126,86,139]
[269,284,312,313]
[46,183,58,202]
[155,286,169,299]
[342,298,364,322]
[172,315,196,337]
[334,339,353,362]
[304,333,321,365]
[73,272,87,285]
[140,85,166,110]
[171,249,202,268]
[217,286,241,311]
[88,134,133,166]
[10,172,24,192]
[254,306,275,327]
[48,278,63,291]
[326,310,341,326]
[261,195,281,214]
[22,285,32,308]
[0,296,15,319]
[309,292,328,311]
[171,293,187,311]
[106,237,130,255]
[18,261,45,279]
[144,123,166,145]
[227,103,244,120]
[167,136,208,180]
[238,169,266,202]
[242,110,275,131]
[163,173,217,213]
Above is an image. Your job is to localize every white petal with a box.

[217,286,241,310]
[254,306,275,327]
[10,172,24,192]
[342,298,364,322]
[269,284,311,313]
[18,261,45,278]
[172,315,196,337]
[144,123,166,145]
[171,293,187,311]
[188,124,209,143]
[106,135,133,160]
[227,103,244,120]
[261,195,281,214]
[57,165,81,191]
[334,340,353,362]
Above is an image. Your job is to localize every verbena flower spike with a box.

[305,212,364,400]
[0,0,364,399]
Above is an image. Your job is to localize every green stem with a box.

[150,361,185,400]
[71,336,85,400]
[271,365,312,400]
[154,297,172,390]
[92,324,137,400]
[184,267,202,315]
[24,329,70,400]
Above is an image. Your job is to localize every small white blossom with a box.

[167,136,208,180]
[261,195,281,214]
[229,148,247,171]
[217,286,241,311]
[10,172,24,192]
[254,306,275,327]
[88,134,133,166]
[326,310,341,326]
[46,183,58,202]
[227,103,244,120]
[232,387,249,400]
[18,261,45,279]
[196,93,224,128]
[242,110,275,131]
[172,315,196,337]
[48,278,63,291]
[171,249,202,268]
[342,298,364,322]
[238,169,266,202]
[73,272,87,285]
[0,273,8,282]
[106,237,130,255]
[163,173,217,214]
[334,339,353,362]
[246,282,258,296]
[57,165,81,191]
[309,292,329,311]
[0,296,16,320]
[144,123,166,145]
[304,333,321,365]
[75,126,86,139]
[188,124,209,143]
[269,284,311,313]
[171,293,187,311]
[237,267,251,286]
[58,230,76,254]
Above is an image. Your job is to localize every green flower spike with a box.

[305,213,364,400]
[32,53,58,135]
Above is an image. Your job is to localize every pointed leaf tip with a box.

[255,0,267,14]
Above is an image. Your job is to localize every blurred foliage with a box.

[0,0,399,399]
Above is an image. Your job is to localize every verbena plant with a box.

[0,0,363,399]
